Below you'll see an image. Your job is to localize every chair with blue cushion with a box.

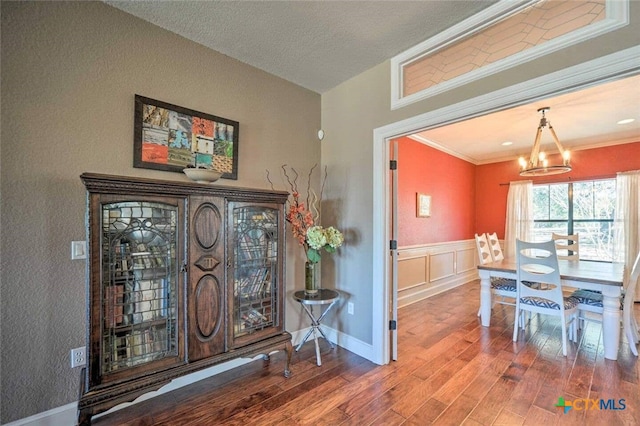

[571,288,604,328]
[475,233,516,317]
[550,232,602,326]
[513,239,578,356]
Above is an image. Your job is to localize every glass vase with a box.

[304,261,319,295]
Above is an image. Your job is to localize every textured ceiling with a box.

[105,0,495,93]
[105,0,639,163]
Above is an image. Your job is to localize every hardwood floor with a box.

[93,281,639,425]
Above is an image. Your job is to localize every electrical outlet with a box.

[71,347,86,368]
[347,302,354,315]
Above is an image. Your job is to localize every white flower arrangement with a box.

[306,225,344,262]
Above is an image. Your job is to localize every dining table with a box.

[477,258,624,360]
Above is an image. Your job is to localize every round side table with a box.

[293,289,340,366]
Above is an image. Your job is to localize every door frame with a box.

[371,45,640,365]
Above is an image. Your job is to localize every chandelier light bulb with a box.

[538,152,546,161]
[518,157,527,168]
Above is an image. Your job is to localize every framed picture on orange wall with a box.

[417,193,431,217]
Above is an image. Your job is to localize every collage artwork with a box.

[135,96,238,179]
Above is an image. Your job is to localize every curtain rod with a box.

[499,173,617,186]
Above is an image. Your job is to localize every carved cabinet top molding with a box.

[80,172,289,202]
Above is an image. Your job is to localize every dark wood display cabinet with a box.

[77,173,292,425]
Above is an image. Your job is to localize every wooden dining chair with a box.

[553,233,606,327]
[513,239,578,356]
[552,232,579,260]
[475,233,516,316]
[475,233,493,265]
[487,232,505,262]
[623,252,640,356]
[573,253,638,344]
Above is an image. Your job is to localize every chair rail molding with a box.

[397,239,478,308]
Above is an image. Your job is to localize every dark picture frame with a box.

[134,95,239,180]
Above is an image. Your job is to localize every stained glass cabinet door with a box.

[228,202,285,348]
[88,195,186,388]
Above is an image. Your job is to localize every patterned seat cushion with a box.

[490,277,516,292]
[521,295,580,310]
[572,289,604,307]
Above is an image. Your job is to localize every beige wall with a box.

[2,0,640,423]
[0,2,320,422]
[320,2,640,344]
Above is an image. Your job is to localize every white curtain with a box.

[504,180,533,259]
[614,170,640,286]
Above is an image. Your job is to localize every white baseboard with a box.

[8,328,376,426]
[333,328,375,361]
[5,356,257,426]
[3,402,77,426]
[398,272,477,308]
[290,325,375,362]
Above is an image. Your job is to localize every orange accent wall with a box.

[475,142,640,239]
[397,137,476,245]
[397,140,640,246]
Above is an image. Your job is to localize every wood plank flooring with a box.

[92,281,639,425]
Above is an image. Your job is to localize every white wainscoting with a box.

[397,239,478,308]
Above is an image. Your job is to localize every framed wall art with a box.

[134,95,239,180]
[417,193,431,217]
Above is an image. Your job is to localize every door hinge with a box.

[389,320,397,330]
[389,160,397,170]
[390,240,397,250]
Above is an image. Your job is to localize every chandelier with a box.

[518,107,571,176]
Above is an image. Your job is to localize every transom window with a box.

[532,179,616,261]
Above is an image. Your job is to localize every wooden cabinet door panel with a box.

[187,196,226,360]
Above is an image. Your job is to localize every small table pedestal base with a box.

[293,289,340,366]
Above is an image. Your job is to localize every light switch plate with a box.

[71,241,87,260]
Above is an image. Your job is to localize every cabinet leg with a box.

[77,408,91,426]
[283,340,293,378]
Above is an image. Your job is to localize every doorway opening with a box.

[372,46,640,365]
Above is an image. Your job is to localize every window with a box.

[532,179,616,261]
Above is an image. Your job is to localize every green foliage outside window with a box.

[532,179,616,261]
